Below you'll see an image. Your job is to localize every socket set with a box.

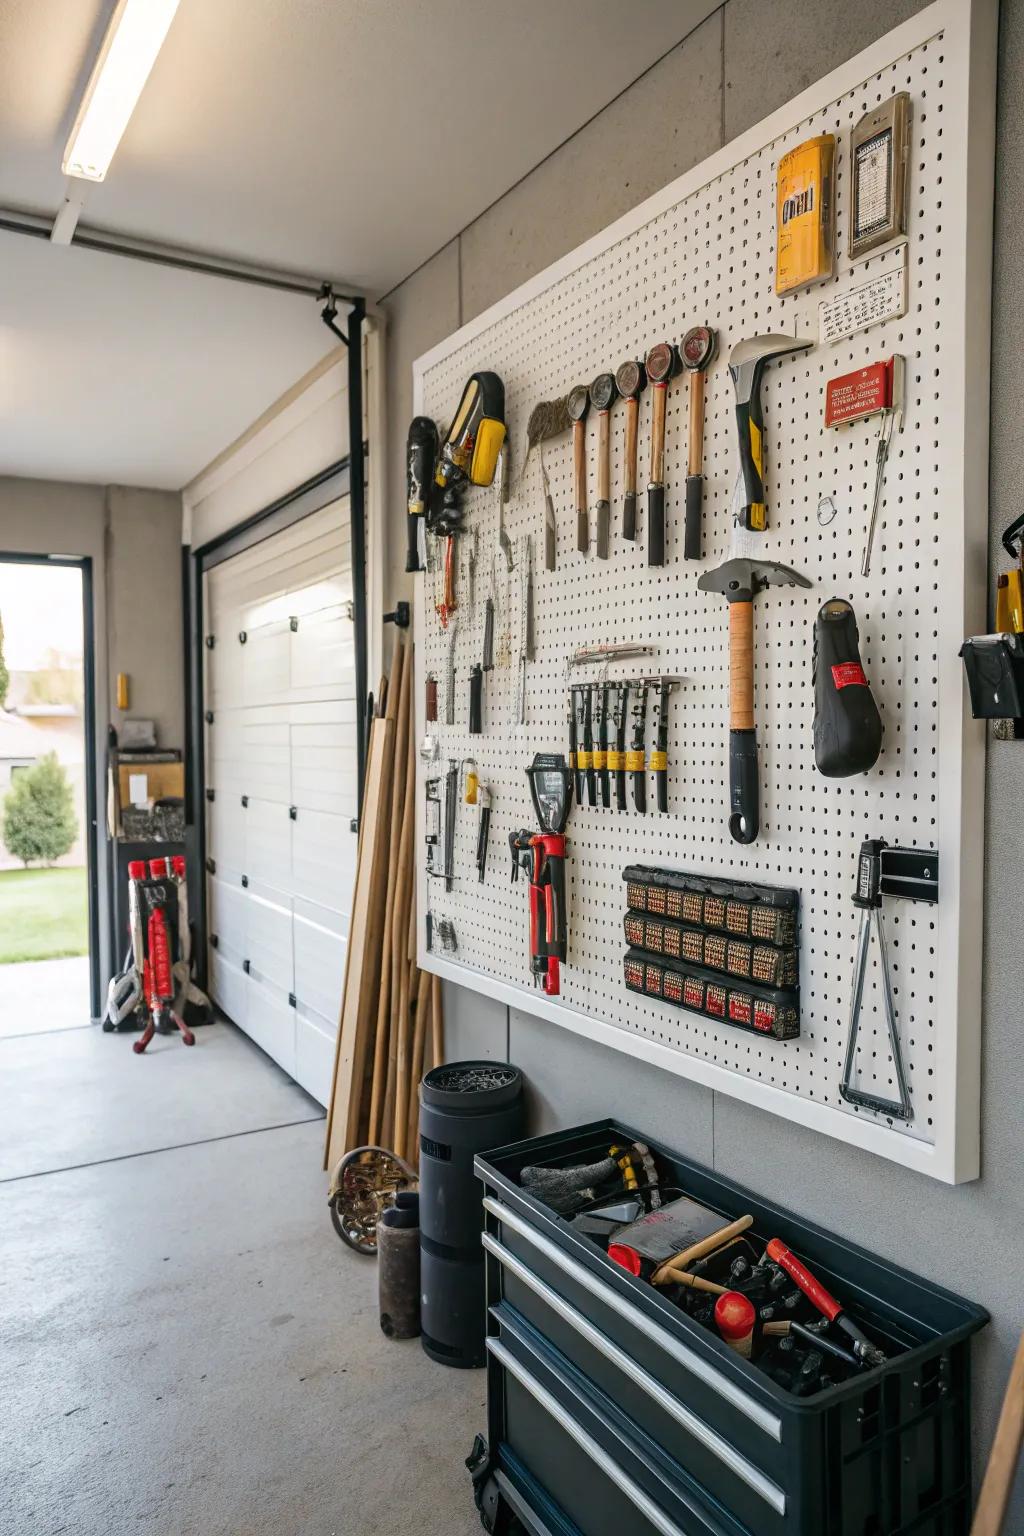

[623,865,798,947]
[623,864,801,1040]
[623,912,799,988]
[624,951,800,1040]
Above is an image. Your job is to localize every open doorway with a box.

[0,556,98,1038]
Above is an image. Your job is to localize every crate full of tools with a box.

[622,866,801,1040]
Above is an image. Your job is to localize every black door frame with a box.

[0,551,101,1019]
[183,456,365,992]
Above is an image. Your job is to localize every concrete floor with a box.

[0,955,92,1040]
[0,1020,485,1535]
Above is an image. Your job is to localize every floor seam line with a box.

[0,1115,326,1186]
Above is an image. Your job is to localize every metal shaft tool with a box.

[568,385,591,554]
[681,326,717,560]
[590,372,618,559]
[476,782,491,882]
[611,681,629,810]
[698,557,810,843]
[728,333,813,532]
[444,620,458,727]
[615,359,647,540]
[650,675,681,812]
[644,342,681,566]
[582,684,597,806]
[766,1238,887,1367]
[862,356,905,575]
[628,680,649,812]
[541,449,556,571]
[569,685,585,804]
[840,838,912,1121]
[596,683,611,808]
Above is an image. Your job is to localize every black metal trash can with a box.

[419,1061,524,1367]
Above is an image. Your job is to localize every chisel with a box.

[615,358,647,540]
[590,372,618,560]
[595,683,611,808]
[582,684,597,805]
[611,681,629,810]
[569,686,585,804]
[628,680,649,812]
[568,385,591,554]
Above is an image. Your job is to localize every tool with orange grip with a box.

[766,1237,887,1366]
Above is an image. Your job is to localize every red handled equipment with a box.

[766,1237,886,1366]
[509,753,573,996]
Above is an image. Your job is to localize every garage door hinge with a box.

[288,991,296,1008]
[241,874,249,888]
[206,788,215,802]
[289,805,297,821]
[210,933,219,949]
[205,634,215,650]
[289,615,299,632]
[205,857,216,874]
[243,958,251,974]
[238,630,247,645]
[241,795,248,808]
[205,709,214,725]
[350,817,358,833]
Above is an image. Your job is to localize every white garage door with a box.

[204,500,357,1104]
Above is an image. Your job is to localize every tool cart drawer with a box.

[475,1120,988,1536]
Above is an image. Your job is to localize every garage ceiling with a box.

[0,0,717,489]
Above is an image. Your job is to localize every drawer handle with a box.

[483,1196,781,1443]
[484,1233,785,1515]
[488,1336,686,1536]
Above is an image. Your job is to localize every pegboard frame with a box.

[413,0,996,1184]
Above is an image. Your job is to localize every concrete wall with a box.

[380,0,1024,1518]
[0,476,184,1004]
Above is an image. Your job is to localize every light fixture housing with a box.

[62,0,181,182]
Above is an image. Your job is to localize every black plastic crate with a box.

[474,1119,988,1536]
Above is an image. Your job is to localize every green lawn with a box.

[0,867,89,964]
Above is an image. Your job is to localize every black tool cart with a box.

[470,1120,987,1536]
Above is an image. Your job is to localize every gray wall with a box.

[380,0,1024,1519]
[0,476,185,1008]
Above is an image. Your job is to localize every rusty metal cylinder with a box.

[378,1199,421,1341]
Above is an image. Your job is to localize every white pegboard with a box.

[413,0,995,1183]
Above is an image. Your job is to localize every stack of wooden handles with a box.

[324,640,441,1172]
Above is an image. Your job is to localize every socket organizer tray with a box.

[623,867,801,1041]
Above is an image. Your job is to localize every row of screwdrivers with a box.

[568,676,679,814]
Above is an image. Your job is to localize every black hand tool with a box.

[476,783,491,882]
[650,675,681,813]
[698,557,810,843]
[727,334,812,532]
[680,327,717,560]
[582,683,597,806]
[611,681,629,810]
[813,598,881,777]
[644,341,681,566]
[596,683,611,808]
[567,384,591,554]
[572,686,588,804]
[590,372,618,559]
[628,680,649,812]
[405,415,438,573]
[615,358,647,540]
[468,663,483,735]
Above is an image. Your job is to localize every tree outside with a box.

[2,752,78,867]
[0,612,9,710]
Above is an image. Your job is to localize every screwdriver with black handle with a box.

[628,680,649,812]
[611,682,629,810]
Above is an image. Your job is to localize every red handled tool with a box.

[509,754,572,995]
[766,1238,887,1366]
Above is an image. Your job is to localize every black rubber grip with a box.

[656,771,667,814]
[728,728,759,843]
[648,484,665,566]
[622,491,638,542]
[632,770,646,814]
[405,512,423,573]
[684,475,702,561]
[469,665,483,734]
[616,767,627,811]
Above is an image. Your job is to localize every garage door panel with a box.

[292,809,355,915]
[244,971,295,1076]
[243,623,291,706]
[208,798,246,871]
[208,876,246,964]
[210,952,248,1030]
[290,607,355,696]
[293,909,346,1023]
[241,721,291,802]
[294,1003,337,1107]
[244,798,292,888]
[291,719,358,815]
[245,892,293,993]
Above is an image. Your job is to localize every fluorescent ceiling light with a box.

[62,0,181,182]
